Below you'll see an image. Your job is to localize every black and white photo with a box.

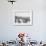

[14,10,32,26]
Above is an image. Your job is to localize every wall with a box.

[0,0,46,41]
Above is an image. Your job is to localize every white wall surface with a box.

[0,0,46,41]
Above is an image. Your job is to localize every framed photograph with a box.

[12,10,33,26]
